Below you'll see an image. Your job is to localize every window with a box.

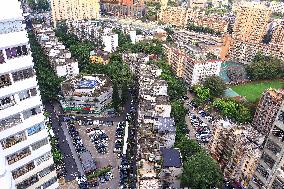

[12,161,35,179]
[261,152,275,169]
[6,147,31,165]
[18,90,30,101]
[37,164,55,179]
[12,68,34,82]
[5,45,28,59]
[0,114,22,131]
[27,123,45,136]
[35,152,52,166]
[0,74,11,88]
[0,50,5,64]
[31,138,48,151]
[18,88,37,101]
[16,174,39,189]
[1,131,26,149]
[22,106,42,119]
[0,95,16,110]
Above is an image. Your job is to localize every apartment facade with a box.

[188,15,229,34]
[158,7,190,27]
[252,89,284,135]
[50,0,100,25]
[232,3,271,43]
[249,102,284,189]
[228,40,284,64]
[101,3,146,18]
[163,44,222,86]
[0,1,58,189]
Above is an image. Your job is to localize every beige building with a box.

[158,7,190,27]
[233,3,271,43]
[252,89,284,135]
[249,102,284,189]
[209,121,264,188]
[50,0,100,26]
[228,40,284,64]
[188,15,229,34]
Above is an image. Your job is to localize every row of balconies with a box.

[0,113,22,132]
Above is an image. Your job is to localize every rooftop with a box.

[61,75,112,97]
[161,148,182,168]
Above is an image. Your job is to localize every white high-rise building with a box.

[0,1,58,189]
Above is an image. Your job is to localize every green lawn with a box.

[230,80,284,102]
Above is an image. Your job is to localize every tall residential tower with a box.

[0,1,58,189]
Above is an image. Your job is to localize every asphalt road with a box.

[44,102,80,181]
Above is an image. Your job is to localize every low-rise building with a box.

[89,50,110,65]
[189,15,229,34]
[33,24,79,78]
[60,75,113,115]
[123,53,180,188]
[160,148,182,189]
[229,39,284,64]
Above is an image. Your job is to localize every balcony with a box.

[12,161,35,179]
[7,147,31,165]
[16,174,39,189]
[0,95,16,110]
[0,113,22,132]
[1,131,27,149]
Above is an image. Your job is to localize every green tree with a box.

[193,85,211,103]
[175,137,202,162]
[181,151,223,189]
[112,83,120,113]
[203,76,226,97]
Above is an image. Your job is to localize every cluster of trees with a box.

[212,98,253,123]
[192,76,226,105]
[55,24,133,112]
[28,32,62,101]
[191,76,253,123]
[187,23,222,36]
[246,53,284,80]
[176,138,223,188]
[28,0,50,12]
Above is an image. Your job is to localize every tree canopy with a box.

[181,151,223,189]
[202,76,226,97]
[246,53,284,80]
[28,0,50,11]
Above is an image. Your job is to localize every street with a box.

[44,102,80,182]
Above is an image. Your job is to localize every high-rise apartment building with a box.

[249,102,284,189]
[209,121,264,188]
[252,89,284,135]
[0,1,58,189]
[271,21,284,45]
[50,0,100,26]
[233,3,271,43]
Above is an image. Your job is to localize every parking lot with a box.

[75,122,121,189]
[184,99,215,149]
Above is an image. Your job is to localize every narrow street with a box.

[44,102,80,182]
